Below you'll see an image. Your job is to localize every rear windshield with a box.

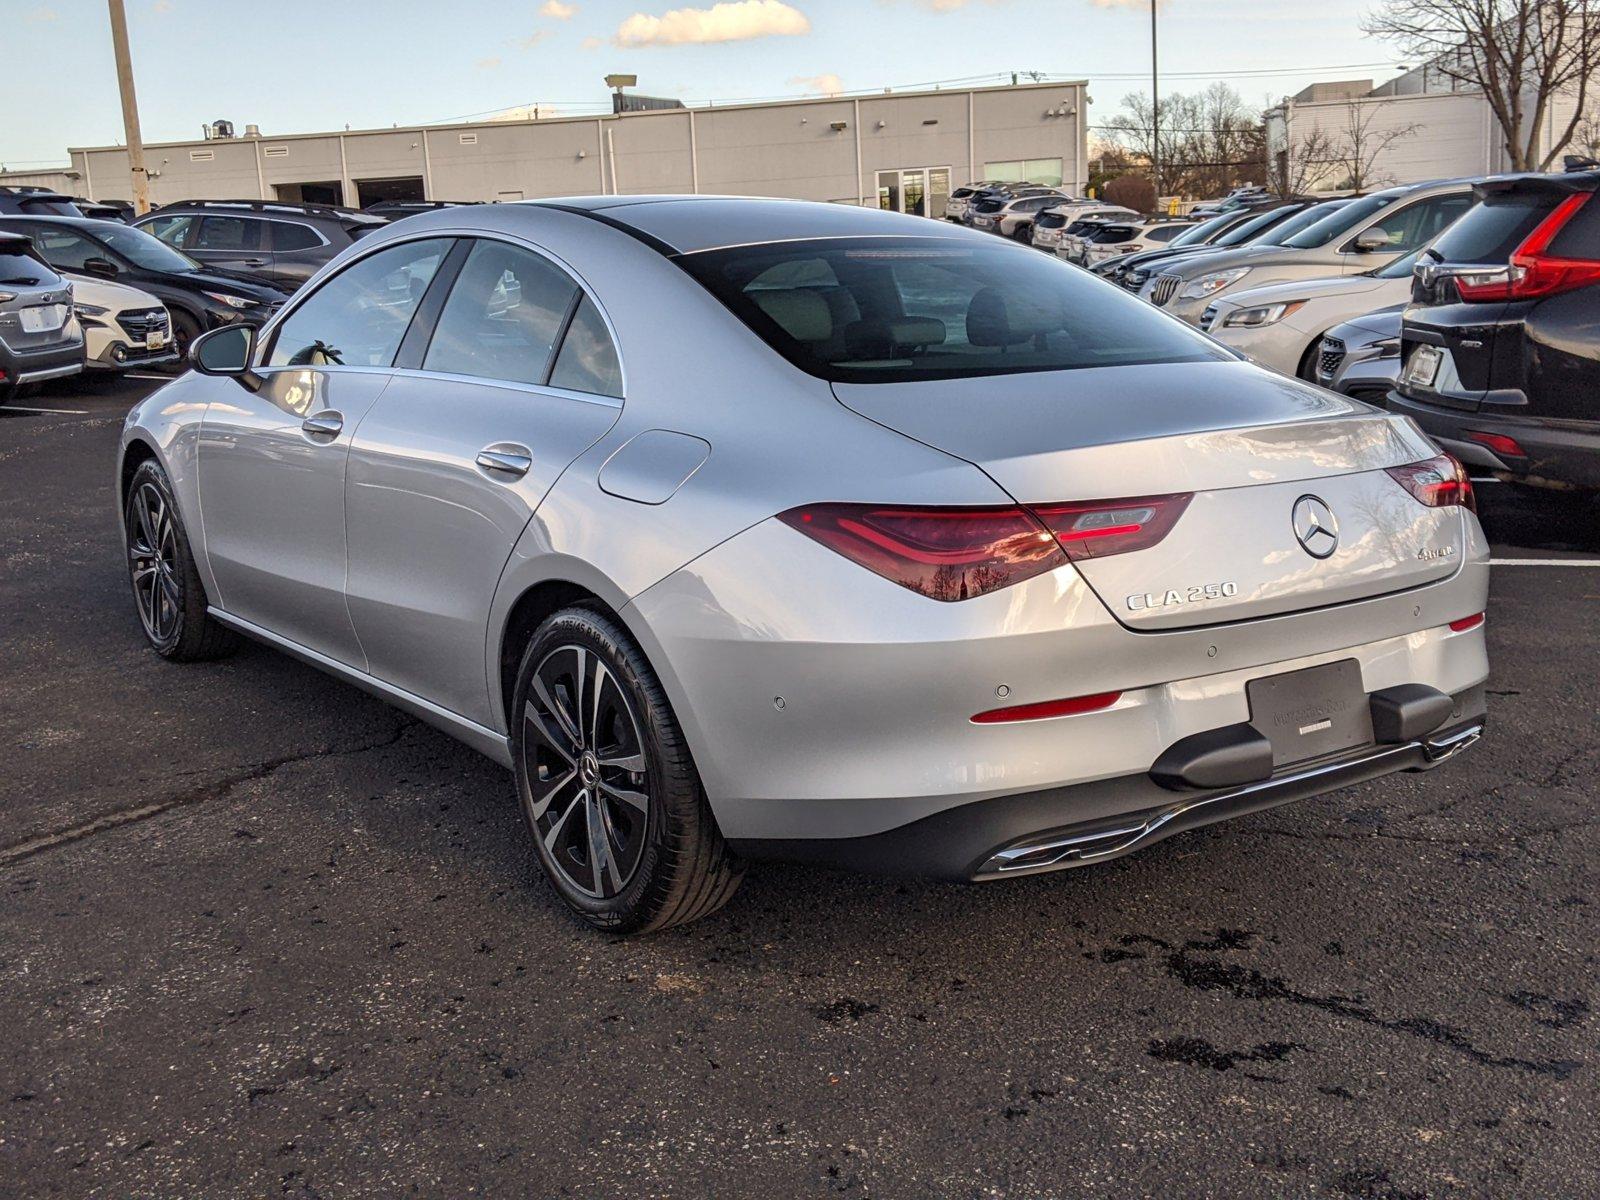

[1089,226,1136,243]
[680,236,1229,383]
[0,250,55,286]
[1427,191,1564,264]
[20,197,81,217]
[1282,192,1402,248]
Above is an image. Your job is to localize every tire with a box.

[169,309,202,362]
[1011,224,1033,244]
[1297,339,1324,383]
[512,605,743,934]
[123,458,239,661]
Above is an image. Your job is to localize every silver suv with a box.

[1147,179,1477,324]
[0,233,83,403]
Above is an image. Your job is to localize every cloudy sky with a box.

[3,0,1400,170]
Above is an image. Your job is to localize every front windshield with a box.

[1253,200,1351,247]
[1169,212,1234,247]
[1375,247,1425,279]
[96,223,202,271]
[1282,192,1401,249]
[1213,206,1296,247]
[682,236,1230,384]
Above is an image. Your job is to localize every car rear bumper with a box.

[0,337,84,388]
[1387,390,1600,490]
[626,514,1492,851]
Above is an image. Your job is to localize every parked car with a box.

[66,271,176,371]
[943,181,1017,223]
[365,200,480,220]
[0,214,290,358]
[1038,204,1140,257]
[1148,179,1477,324]
[134,199,388,292]
[1188,185,1273,219]
[71,198,132,222]
[0,186,82,218]
[967,191,1069,240]
[118,197,1489,934]
[1389,169,1600,493]
[1315,307,1403,405]
[1202,247,1424,377]
[1114,199,1328,291]
[1075,216,1197,268]
[0,233,83,403]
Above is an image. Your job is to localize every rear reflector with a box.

[781,491,1194,600]
[1455,192,1600,302]
[1385,453,1476,512]
[1449,612,1485,632]
[1466,429,1526,459]
[971,691,1122,724]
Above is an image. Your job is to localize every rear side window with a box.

[1427,192,1562,264]
[193,216,261,251]
[1147,225,1188,243]
[21,225,100,270]
[548,295,622,397]
[267,238,449,368]
[683,236,1228,383]
[271,222,322,252]
[423,239,578,385]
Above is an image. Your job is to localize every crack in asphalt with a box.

[0,723,411,868]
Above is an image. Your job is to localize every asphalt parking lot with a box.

[2,373,1597,1199]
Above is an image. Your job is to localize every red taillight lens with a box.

[781,491,1194,600]
[971,691,1122,724]
[1031,492,1194,561]
[1385,454,1476,512]
[1449,612,1485,632]
[1455,192,1600,302]
[778,504,1064,601]
[1465,429,1526,459]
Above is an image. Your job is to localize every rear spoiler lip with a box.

[1473,170,1600,200]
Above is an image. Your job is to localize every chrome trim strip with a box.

[979,723,1485,876]
[15,362,84,384]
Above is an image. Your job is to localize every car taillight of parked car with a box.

[1453,192,1600,302]
[1384,454,1476,512]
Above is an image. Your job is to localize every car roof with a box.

[0,213,111,232]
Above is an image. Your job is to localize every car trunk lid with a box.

[833,360,1464,629]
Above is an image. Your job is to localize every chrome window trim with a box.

[250,362,623,411]
[255,227,627,399]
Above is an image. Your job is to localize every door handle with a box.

[475,444,533,478]
[242,258,268,267]
[301,410,343,440]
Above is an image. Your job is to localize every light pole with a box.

[106,0,151,214]
[1150,0,1160,205]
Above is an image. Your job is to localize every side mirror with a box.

[82,256,119,280]
[1353,229,1392,253]
[189,323,261,389]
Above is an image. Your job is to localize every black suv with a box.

[1389,169,1600,493]
[0,186,83,217]
[0,214,289,357]
[133,199,387,292]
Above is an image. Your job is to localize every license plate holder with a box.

[147,331,167,349]
[1403,344,1442,389]
[20,304,65,333]
[1247,659,1373,767]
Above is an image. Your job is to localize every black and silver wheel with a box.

[512,605,742,934]
[123,459,238,661]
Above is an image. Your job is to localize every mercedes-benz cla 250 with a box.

[118,198,1489,933]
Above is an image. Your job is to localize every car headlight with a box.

[203,290,256,310]
[75,302,109,317]
[1220,300,1305,329]
[1181,267,1251,300]
[1372,337,1401,359]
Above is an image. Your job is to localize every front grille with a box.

[1317,337,1346,382]
[1199,304,1218,331]
[116,307,169,340]
[1150,273,1183,306]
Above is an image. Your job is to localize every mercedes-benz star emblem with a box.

[1292,495,1339,559]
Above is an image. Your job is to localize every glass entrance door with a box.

[876,167,952,218]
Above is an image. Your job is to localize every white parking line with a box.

[1489,558,1600,567]
[2,404,89,415]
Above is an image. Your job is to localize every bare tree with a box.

[1332,101,1424,189]
[1102,83,1267,198]
[1269,125,1341,197]
[1366,0,1600,170]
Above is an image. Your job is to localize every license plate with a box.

[1403,344,1442,388]
[20,304,65,333]
[147,331,166,349]
[1247,659,1373,767]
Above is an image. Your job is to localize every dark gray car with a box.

[0,233,83,402]
[134,200,387,292]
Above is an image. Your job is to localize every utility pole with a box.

[1150,0,1160,205]
[106,0,151,214]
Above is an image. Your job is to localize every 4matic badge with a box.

[1126,581,1239,612]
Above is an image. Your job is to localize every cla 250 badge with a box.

[1126,581,1239,612]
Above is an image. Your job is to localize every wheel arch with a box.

[118,434,162,503]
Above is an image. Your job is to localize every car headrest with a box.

[751,288,833,343]
[840,317,947,359]
[965,287,1060,347]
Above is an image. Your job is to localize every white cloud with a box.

[540,0,578,16]
[152,0,174,12]
[24,6,58,21]
[580,35,604,50]
[614,0,810,48]
[789,72,843,96]
[516,29,552,48]
[476,55,503,69]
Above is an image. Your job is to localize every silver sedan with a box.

[118,197,1490,934]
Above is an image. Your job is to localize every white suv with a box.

[1076,217,1198,268]
[66,273,176,370]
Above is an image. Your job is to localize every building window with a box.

[984,158,1063,187]
[875,167,951,217]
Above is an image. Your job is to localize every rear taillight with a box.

[1385,454,1475,512]
[1454,192,1600,302]
[781,491,1194,600]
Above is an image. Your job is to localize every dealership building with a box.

[16,80,1088,216]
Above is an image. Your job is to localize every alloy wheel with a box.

[127,481,182,643]
[522,644,651,899]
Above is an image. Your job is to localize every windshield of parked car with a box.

[94,223,203,272]
[1250,200,1350,247]
[1374,247,1425,279]
[1212,206,1297,247]
[1282,192,1402,248]
[1167,212,1235,247]
[683,236,1230,383]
